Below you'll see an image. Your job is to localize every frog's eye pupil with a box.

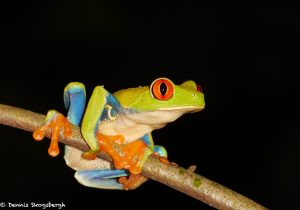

[160,82,167,96]
[150,78,174,100]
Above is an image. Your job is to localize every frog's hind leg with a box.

[154,145,170,164]
[64,136,129,190]
[154,145,168,158]
[141,133,168,158]
[75,169,129,190]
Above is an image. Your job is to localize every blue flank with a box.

[141,134,154,148]
[99,92,136,122]
[106,93,122,111]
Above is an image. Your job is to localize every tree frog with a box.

[33,78,205,190]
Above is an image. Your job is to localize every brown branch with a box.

[0,104,268,210]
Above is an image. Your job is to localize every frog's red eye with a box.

[196,84,202,92]
[151,78,174,100]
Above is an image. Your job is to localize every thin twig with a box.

[0,104,268,210]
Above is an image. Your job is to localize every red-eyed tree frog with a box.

[33,78,205,190]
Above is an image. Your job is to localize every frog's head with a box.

[113,78,205,125]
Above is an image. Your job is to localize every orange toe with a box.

[119,174,148,190]
[82,151,97,160]
[96,133,124,167]
[96,133,150,175]
[121,140,148,174]
[33,129,45,141]
[33,111,72,157]
[159,157,170,165]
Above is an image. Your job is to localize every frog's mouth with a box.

[157,106,204,112]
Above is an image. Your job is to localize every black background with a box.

[1,4,299,210]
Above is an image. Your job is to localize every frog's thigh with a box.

[64,146,113,170]
[75,169,128,190]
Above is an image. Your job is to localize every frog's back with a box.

[113,86,148,109]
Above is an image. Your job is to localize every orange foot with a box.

[152,152,178,166]
[33,110,72,157]
[152,152,171,165]
[119,174,148,190]
[96,133,151,175]
[81,133,124,161]
[121,140,150,174]
[92,133,125,165]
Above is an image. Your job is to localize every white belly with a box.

[97,109,188,143]
[98,114,165,143]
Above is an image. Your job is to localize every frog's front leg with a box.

[80,86,124,160]
[81,86,138,166]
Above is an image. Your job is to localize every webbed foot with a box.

[82,133,125,160]
[152,153,178,166]
[82,133,153,189]
[120,140,151,174]
[119,174,148,190]
[93,133,126,168]
[95,133,151,175]
[33,110,72,157]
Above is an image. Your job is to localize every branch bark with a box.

[0,104,268,210]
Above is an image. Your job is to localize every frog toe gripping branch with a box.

[33,78,205,190]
